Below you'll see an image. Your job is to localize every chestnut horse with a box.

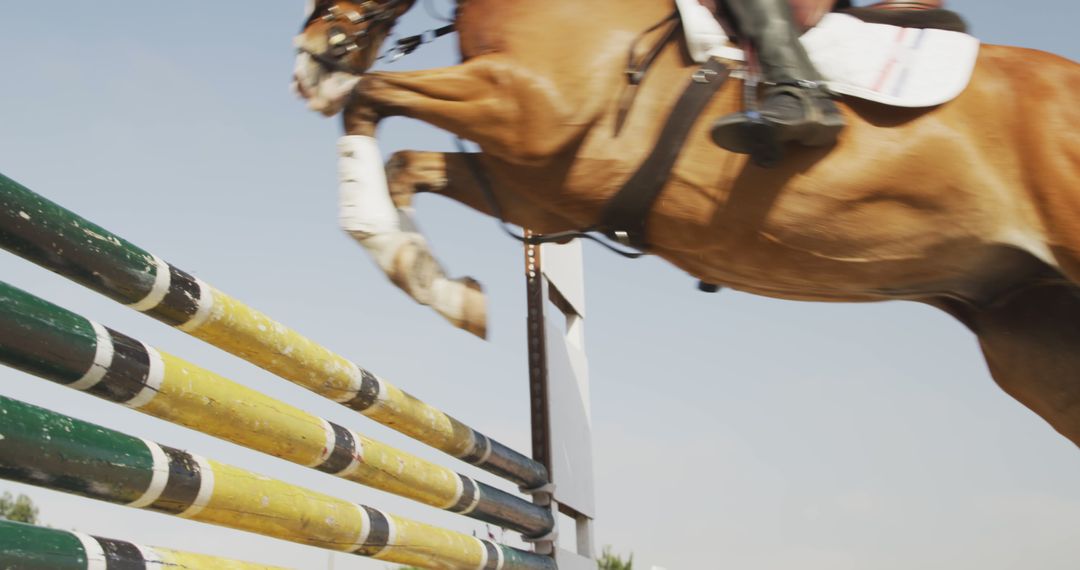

[293,0,1080,447]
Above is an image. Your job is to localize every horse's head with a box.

[293,0,416,115]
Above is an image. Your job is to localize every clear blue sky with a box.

[1,2,1078,569]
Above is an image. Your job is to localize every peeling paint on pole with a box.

[0,396,556,570]
[0,173,546,489]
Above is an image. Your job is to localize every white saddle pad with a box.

[675,0,981,107]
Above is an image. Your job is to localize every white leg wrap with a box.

[339,135,403,237]
[337,136,488,337]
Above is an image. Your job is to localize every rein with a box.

[300,0,451,74]
[300,22,455,73]
[302,0,411,30]
[385,24,457,61]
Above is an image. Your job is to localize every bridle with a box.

[300,0,413,74]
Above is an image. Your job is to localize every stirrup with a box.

[763,83,845,147]
[736,112,785,168]
[711,83,844,167]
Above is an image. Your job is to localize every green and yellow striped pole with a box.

[0,280,553,536]
[0,396,556,570]
[0,173,547,489]
[0,519,285,570]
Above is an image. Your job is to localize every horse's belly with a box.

[659,234,1051,304]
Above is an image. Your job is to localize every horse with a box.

[292,0,1080,448]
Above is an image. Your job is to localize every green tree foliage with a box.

[0,492,39,524]
[598,546,632,570]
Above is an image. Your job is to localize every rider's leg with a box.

[711,0,845,164]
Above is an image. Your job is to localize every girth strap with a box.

[600,58,730,249]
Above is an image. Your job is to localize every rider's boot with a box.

[711,0,845,166]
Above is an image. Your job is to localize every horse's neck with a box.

[450,0,707,169]
[455,0,676,52]
[456,0,669,29]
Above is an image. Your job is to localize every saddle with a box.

[836,2,967,33]
[599,0,970,256]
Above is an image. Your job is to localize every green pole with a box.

[0,172,548,490]
[0,396,556,570]
[0,280,553,536]
[0,518,286,569]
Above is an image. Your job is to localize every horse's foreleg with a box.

[337,139,487,338]
[946,285,1080,447]
[337,59,595,335]
[337,146,585,339]
[351,57,591,164]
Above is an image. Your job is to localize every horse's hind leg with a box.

[386,150,582,233]
[946,284,1080,447]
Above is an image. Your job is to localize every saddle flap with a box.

[801,13,979,107]
[676,0,980,108]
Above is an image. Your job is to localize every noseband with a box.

[301,0,411,74]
